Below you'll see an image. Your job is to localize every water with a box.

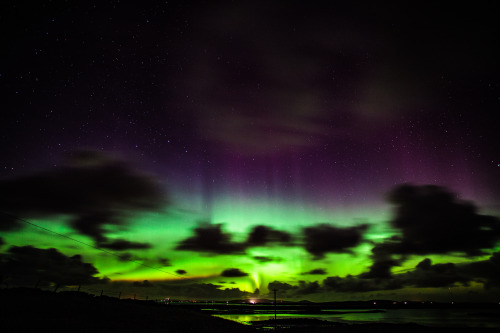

[214,308,500,328]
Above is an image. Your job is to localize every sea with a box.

[213,307,500,328]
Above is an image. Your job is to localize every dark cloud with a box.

[179,222,368,259]
[246,225,292,246]
[323,274,401,293]
[323,252,500,293]
[278,185,500,295]
[268,280,321,297]
[303,224,369,259]
[115,254,171,272]
[341,183,500,295]
[399,258,470,288]
[177,223,293,255]
[267,281,296,292]
[252,256,282,263]
[108,252,500,300]
[0,150,165,246]
[117,252,134,262]
[132,280,153,288]
[0,245,106,286]
[175,269,187,275]
[177,222,369,258]
[159,282,252,299]
[296,280,321,295]
[458,252,500,289]
[359,239,404,279]
[220,268,248,278]
[176,223,245,255]
[386,184,500,256]
[354,184,500,290]
[97,239,151,251]
[117,253,169,267]
[158,258,172,267]
[302,268,327,275]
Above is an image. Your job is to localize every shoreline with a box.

[1,288,498,332]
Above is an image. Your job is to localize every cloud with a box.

[359,239,404,279]
[177,222,369,259]
[302,224,369,259]
[94,252,500,300]
[323,252,500,294]
[457,252,500,289]
[0,245,106,286]
[176,223,293,255]
[355,184,500,288]
[386,184,500,256]
[181,3,343,154]
[176,223,245,255]
[296,280,321,295]
[97,239,151,251]
[267,280,296,292]
[116,254,170,270]
[246,225,292,246]
[252,256,282,263]
[399,258,470,288]
[268,280,321,297]
[220,268,248,277]
[103,253,500,301]
[159,282,252,299]
[0,150,165,247]
[158,258,172,267]
[117,252,134,262]
[180,3,437,155]
[132,280,153,288]
[323,274,401,293]
[302,268,327,275]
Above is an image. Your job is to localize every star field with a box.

[1,1,500,301]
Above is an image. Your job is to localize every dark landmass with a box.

[250,319,463,333]
[192,299,500,313]
[217,298,500,309]
[0,288,498,332]
[0,288,252,332]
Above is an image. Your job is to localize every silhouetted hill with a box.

[0,288,252,332]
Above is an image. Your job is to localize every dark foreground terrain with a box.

[0,288,498,333]
[0,288,252,333]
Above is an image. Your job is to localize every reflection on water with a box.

[215,308,500,328]
[214,314,276,325]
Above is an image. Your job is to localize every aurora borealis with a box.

[1,2,500,302]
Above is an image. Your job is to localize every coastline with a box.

[1,288,498,332]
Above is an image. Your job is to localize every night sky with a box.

[1,1,500,302]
